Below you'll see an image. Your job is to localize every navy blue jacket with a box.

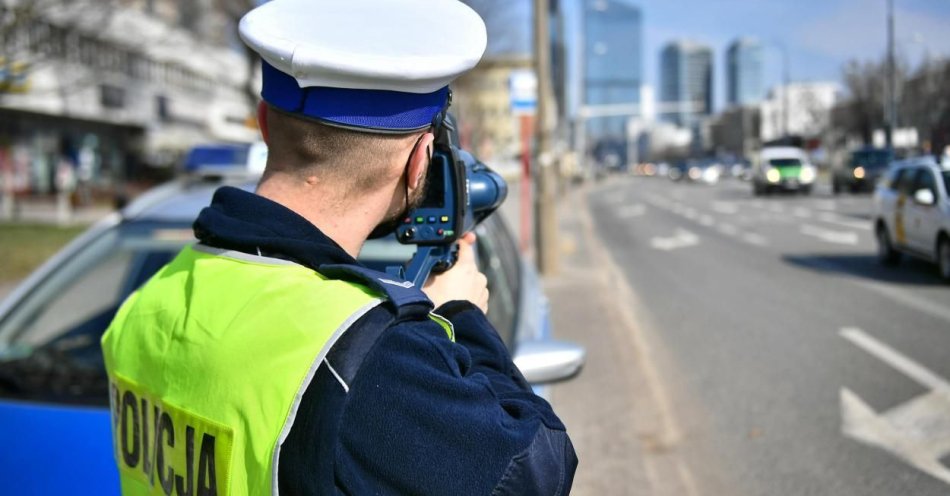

[193,187,577,495]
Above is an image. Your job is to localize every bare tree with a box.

[840,60,887,145]
[902,58,950,156]
[839,54,911,146]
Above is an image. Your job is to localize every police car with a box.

[751,146,817,195]
[873,156,950,281]
[0,155,583,493]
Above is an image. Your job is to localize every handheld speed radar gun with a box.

[389,114,508,287]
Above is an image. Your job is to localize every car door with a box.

[904,168,941,254]
[890,167,916,248]
[0,223,187,494]
[474,216,520,348]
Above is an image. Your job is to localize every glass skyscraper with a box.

[660,40,713,128]
[583,0,642,142]
[727,38,764,107]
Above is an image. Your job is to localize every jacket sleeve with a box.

[334,301,577,496]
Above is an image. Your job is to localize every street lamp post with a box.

[886,0,897,148]
[771,40,790,141]
[766,40,791,142]
[534,0,559,275]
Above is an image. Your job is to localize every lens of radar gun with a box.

[469,169,508,213]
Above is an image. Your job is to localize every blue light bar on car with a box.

[183,144,252,173]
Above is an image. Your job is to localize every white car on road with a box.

[873,156,950,281]
[751,146,818,195]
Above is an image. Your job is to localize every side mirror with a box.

[914,189,935,206]
[513,340,585,385]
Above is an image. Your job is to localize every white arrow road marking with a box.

[801,224,859,245]
[650,229,700,251]
[617,204,647,219]
[840,327,950,486]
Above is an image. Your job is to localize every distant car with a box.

[668,161,688,182]
[752,146,817,195]
[692,160,722,185]
[670,160,721,185]
[873,156,950,281]
[0,168,584,493]
[834,147,893,194]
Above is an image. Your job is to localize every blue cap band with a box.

[261,61,449,133]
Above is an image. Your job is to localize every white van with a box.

[752,146,817,195]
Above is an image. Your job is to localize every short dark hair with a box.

[263,105,420,193]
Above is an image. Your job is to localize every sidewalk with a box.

[540,182,699,495]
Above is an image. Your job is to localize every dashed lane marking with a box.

[817,212,872,231]
[800,224,859,245]
[712,202,739,215]
[650,229,700,251]
[793,207,813,219]
[718,223,739,236]
[617,204,647,219]
[606,191,627,205]
[741,232,769,246]
[840,327,950,487]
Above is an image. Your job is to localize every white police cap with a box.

[239,0,487,133]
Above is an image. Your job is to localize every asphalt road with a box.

[586,175,950,495]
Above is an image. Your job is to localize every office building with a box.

[660,40,713,127]
[727,38,764,107]
[0,0,256,196]
[582,0,642,145]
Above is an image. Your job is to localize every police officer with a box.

[101,0,577,494]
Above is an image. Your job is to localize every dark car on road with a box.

[0,167,584,493]
[834,147,894,194]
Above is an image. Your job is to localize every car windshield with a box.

[943,170,950,196]
[0,222,193,404]
[851,150,891,169]
[769,158,802,167]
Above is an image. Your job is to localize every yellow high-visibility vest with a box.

[102,244,450,495]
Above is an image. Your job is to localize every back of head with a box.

[263,106,418,195]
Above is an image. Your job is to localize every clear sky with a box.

[467,0,950,114]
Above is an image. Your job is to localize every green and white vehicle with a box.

[752,146,817,196]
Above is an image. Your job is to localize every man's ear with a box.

[407,132,435,192]
[258,101,270,144]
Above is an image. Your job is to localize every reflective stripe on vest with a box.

[101,245,449,495]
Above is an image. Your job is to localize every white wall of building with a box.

[1,5,257,162]
[760,82,840,141]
